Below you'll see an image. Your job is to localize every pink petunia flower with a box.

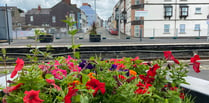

[51,69,67,79]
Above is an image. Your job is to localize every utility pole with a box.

[207,15,209,41]
[118,8,121,39]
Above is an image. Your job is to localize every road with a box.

[2,27,209,46]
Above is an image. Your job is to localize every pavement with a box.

[1,27,209,47]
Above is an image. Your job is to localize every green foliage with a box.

[26,31,53,62]
[62,16,80,59]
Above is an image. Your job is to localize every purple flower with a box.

[109,64,117,71]
[79,60,86,68]
[124,69,130,76]
[79,60,94,69]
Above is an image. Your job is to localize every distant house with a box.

[25,7,51,27]
[25,0,82,31]
[50,1,80,28]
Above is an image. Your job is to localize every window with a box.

[134,25,140,37]
[180,5,189,17]
[164,5,173,18]
[69,14,75,21]
[195,8,201,14]
[30,16,33,22]
[52,16,56,23]
[180,24,185,33]
[194,24,200,31]
[135,0,140,5]
[164,24,170,33]
[135,17,140,20]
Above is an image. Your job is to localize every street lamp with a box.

[207,15,209,41]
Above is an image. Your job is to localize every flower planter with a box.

[89,35,101,42]
[39,35,54,43]
[1,51,201,103]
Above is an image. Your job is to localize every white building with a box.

[80,10,88,33]
[144,0,209,37]
[113,0,209,38]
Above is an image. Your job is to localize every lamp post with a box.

[207,15,209,41]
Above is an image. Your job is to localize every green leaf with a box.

[72,44,81,50]
[72,95,81,103]
[56,96,63,102]
[74,52,80,59]
[81,73,89,85]
[45,74,54,79]
[90,57,95,60]
[0,57,3,61]
[1,48,6,57]
[68,29,78,35]
[80,95,89,103]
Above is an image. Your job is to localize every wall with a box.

[144,0,209,37]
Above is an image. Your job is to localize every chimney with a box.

[62,0,71,5]
[38,5,41,11]
[82,3,91,7]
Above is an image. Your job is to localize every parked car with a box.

[110,28,118,35]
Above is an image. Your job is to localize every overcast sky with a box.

[0,0,119,20]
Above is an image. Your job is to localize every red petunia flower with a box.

[3,83,24,93]
[126,76,137,83]
[190,55,201,73]
[10,58,24,78]
[23,90,44,103]
[118,75,126,80]
[64,87,78,103]
[46,79,61,91]
[147,64,160,77]
[190,55,200,63]
[164,51,180,64]
[193,62,200,73]
[180,93,185,99]
[134,81,152,94]
[86,79,105,96]
[139,75,155,84]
